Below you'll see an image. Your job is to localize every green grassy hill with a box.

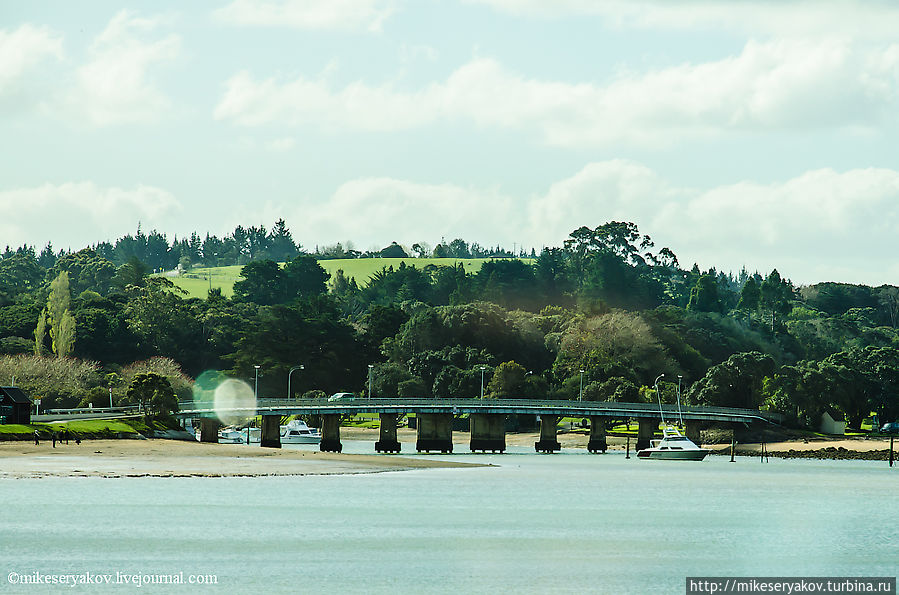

[171,258,530,299]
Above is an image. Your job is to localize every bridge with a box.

[175,398,781,454]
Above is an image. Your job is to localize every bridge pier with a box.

[684,420,702,445]
[469,413,506,453]
[199,418,221,443]
[587,417,607,453]
[375,413,401,453]
[636,418,658,451]
[535,415,561,453]
[416,413,453,453]
[260,414,281,448]
[320,414,342,453]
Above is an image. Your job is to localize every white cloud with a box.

[290,162,899,285]
[296,177,518,250]
[527,163,899,285]
[0,182,182,250]
[0,24,63,111]
[214,0,396,32]
[65,11,180,126]
[267,137,296,151]
[214,40,899,147]
[0,24,62,89]
[465,0,899,40]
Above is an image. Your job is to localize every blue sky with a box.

[2,0,899,284]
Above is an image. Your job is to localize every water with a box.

[2,441,897,594]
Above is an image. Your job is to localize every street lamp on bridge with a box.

[254,365,261,401]
[654,373,665,425]
[368,364,374,399]
[479,366,486,399]
[579,369,585,401]
[288,365,304,400]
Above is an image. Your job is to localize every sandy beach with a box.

[342,427,897,459]
[0,439,484,479]
[1,429,893,478]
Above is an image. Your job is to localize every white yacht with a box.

[218,427,249,444]
[637,425,710,460]
[637,374,710,461]
[280,419,322,444]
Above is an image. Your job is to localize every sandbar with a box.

[0,439,484,479]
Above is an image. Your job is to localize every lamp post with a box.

[254,365,261,400]
[654,373,665,425]
[368,364,374,399]
[109,387,113,409]
[288,365,304,401]
[480,366,486,399]
[579,369,585,401]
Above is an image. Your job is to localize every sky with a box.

[2,0,899,286]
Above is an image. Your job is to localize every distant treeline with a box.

[7,219,533,273]
[1,220,897,432]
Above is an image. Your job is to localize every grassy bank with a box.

[171,258,532,298]
[0,418,178,441]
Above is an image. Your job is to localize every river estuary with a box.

[2,441,897,593]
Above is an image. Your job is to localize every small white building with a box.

[819,410,846,435]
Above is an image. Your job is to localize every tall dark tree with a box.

[759,269,794,330]
[267,218,299,262]
[687,275,724,313]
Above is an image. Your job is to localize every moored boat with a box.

[280,419,322,444]
[636,425,710,460]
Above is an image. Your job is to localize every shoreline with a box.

[1,430,893,478]
[341,427,897,460]
[0,439,485,480]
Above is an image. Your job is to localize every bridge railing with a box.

[174,397,782,423]
[43,405,142,415]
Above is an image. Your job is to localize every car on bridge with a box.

[328,392,355,402]
[880,422,899,434]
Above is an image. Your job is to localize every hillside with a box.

[171,258,529,298]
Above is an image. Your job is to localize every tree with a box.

[737,277,760,311]
[759,270,794,331]
[282,255,329,301]
[686,351,776,409]
[233,260,284,305]
[33,310,47,356]
[48,249,116,295]
[126,372,178,416]
[44,272,75,357]
[687,275,724,313]
[486,361,528,398]
[267,218,299,262]
[379,242,408,258]
[0,253,44,304]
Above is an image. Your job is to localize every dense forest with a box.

[2,220,898,431]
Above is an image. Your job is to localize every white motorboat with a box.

[636,374,709,461]
[637,425,710,460]
[280,419,321,444]
[218,427,249,444]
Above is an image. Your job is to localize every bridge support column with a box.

[375,413,401,453]
[587,417,607,454]
[320,414,342,453]
[199,418,221,443]
[535,415,561,453]
[636,418,658,451]
[416,413,453,453]
[260,414,281,448]
[469,414,506,453]
[684,420,702,445]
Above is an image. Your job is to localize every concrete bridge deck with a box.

[175,398,780,424]
[175,398,780,455]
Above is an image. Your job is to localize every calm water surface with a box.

[2,441,897,594]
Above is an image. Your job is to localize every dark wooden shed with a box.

[0,387,32,424]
